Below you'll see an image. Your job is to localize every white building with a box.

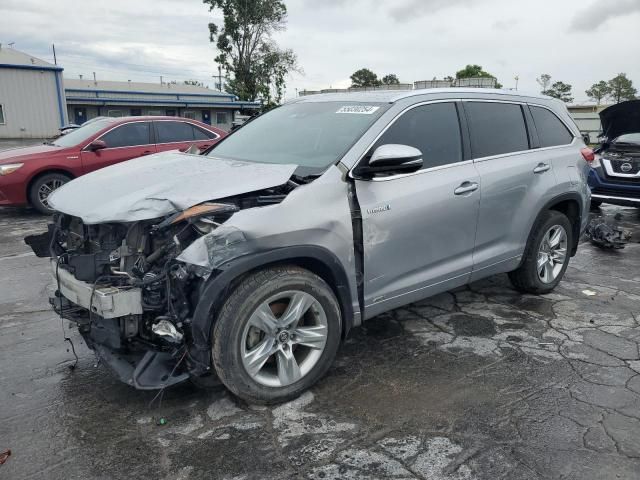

[0,47,68,138]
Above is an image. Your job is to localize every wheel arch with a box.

[530,193,583,258]
[187,246,355,375]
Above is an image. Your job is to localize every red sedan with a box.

[0,116,226,214]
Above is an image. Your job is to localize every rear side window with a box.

[193,125,218,140]
[100,122,151,148]
[465,102,529,158]
[530,106,574,147]
[372,102,463,169]
[156,121,196,143]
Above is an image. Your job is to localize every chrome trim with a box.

[591,194,640,204]
[601,158,640,178]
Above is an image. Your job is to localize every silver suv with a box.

[27,89,591,403]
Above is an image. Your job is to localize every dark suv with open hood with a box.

[588,100,640,208]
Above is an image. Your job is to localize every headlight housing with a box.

[0,163,24,176]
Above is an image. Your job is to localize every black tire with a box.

[212,265,341,404]
[509,210,573,294]
[590,199,603,209]
[28,172,70,215]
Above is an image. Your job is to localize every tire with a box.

[212,265,341,404]
[28,172,70,215]
[590,199,603,209]
[509,210,573,294]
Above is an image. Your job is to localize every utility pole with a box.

[514,75,519,91]
[52,44,57,65]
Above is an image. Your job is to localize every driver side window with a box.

[371,102,463,170]
[100,122,151,148]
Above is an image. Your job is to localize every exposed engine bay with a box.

[25,181,301,389]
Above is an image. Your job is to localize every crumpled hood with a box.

[600,100,640,141]
[48,151,297,224]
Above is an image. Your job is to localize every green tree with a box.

[608,73,637,103]
[381,74,400,85]
[204,0,299,104]
[536,73,552,93]
[585,81,611,105]
[350,68,381,88]
[455,64,502,88]
[544,81,574,102]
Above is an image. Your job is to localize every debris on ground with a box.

[585,218,631,249]
[156,418,168,426]
[582,290,598,296]
[0,449,11,465]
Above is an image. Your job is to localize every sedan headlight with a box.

[0,163,24,176]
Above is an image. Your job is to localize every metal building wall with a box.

[0,67,67,138]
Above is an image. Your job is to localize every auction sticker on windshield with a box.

[336,105,380,114]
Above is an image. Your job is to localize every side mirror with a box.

[354,144,423,178]
[87,139,107,152]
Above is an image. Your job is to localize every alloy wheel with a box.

[240,290,328,387]
[537,225,568,284]
[37,179,65,208]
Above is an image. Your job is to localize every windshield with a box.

[613,133,640,145]
[52,119,114,147]
[208,102,388,174]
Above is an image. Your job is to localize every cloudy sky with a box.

[1,0,639,102]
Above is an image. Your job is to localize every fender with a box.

[527,191,585,260]
[187,245,355,375]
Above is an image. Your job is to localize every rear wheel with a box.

[509,210,573,294]
[212,265,341,404]
[28,172,70,214]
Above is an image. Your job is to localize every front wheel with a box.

[509,210,573,294]
[28,172,70,214]
[212,265,342,404]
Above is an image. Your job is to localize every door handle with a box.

[141,150,154,156]
[533,163,550,174]
[454,181,479,195]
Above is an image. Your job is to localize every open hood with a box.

[599,100,640,141]
[48,151,297,224]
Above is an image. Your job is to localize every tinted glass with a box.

[465,102,529,158]
[209,102,387,173]
[53,119,113,147]
[530,106,573,147]
[193,125,216,140]
[101,122,151,148]
[156,121,195,143]
[371,102,462,169]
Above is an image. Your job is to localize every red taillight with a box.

[581,147,595,163]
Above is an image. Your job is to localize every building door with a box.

[202,110,211,125]
[74,107,87,125]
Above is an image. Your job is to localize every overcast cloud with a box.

[1,0,639,102]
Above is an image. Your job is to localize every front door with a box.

[74,107,87,125]
[202,110,211,125]
[355,102,481,318]
[81,121,156,173]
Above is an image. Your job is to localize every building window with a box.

[148,110,163,116]
[0,104,5,124]
[107,110,124,118]
[216,112,228,125]
[183,111,197,120]
[130,108,142,116]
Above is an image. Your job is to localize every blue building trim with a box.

[64,88,235,99]
[0,63,64,72]
[65,96,260,108]
[54,72,66,127]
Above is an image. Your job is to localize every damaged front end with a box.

[25,185,296,390]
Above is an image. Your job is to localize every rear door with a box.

[80,121,155,173]
[154,120,216,153]
[464,101,558,281]
[355,101,481,318]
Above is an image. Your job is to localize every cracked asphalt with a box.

[1,204,640,480]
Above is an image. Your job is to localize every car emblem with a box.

[621,162,633,173]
